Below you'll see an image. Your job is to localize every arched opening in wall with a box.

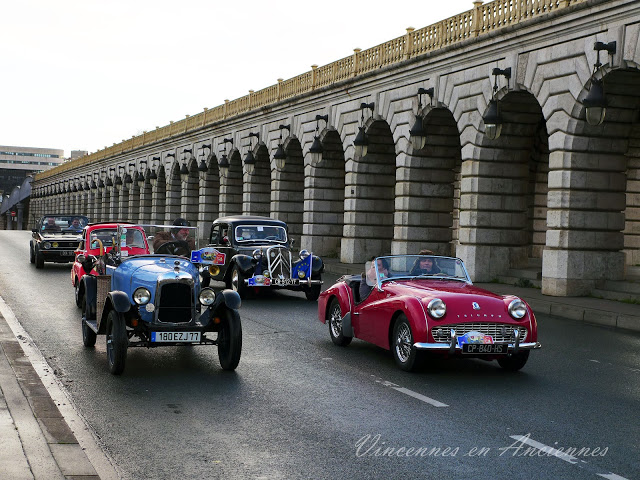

[220,150,243,216]
[474,90,548,277]
[272,137,304,241]
[118,182,130,221]
[103,188,112,223]
[568,68,640,282]
[200,155,220,234]
[396,108,460,257]
[127,182,139,224]
[303,129,345,257]
[154,167,166,225]
[139,174,152,225]
[244,144,270,216]
[181,159,199,227]
[166,163,181,223]
[342,119,396,263]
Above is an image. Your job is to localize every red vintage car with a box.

[71,223,150,308]
[318,255,541,372]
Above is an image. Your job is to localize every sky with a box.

[1,0,474,157]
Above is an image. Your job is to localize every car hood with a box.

[235,244,290,255]
[40,232,82,239]
[111,256,199,296]
[384,280,521,319]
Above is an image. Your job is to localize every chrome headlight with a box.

[427,298,446,319]
[252,249,262,260]
[508,298,527,319]
[199,288,216,306]
[133,287,151,305]
[43,242,51,249]
[299,249,310,260]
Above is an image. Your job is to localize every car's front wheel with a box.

[29,245,35,264]
[392,315,420,372]
[217,308,242,371]
[497,350,530,371]
[229,264,248,298]
[106,310,128,375]
[328,299,352,346]
[74,279,83,308]
[35,248,44,269]
[81,296,96,348]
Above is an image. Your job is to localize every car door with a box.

[209,223,233,281]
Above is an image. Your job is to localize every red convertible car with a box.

[71,223,150,308]
[318,255,541,372]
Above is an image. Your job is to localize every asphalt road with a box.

[1,230,639,480]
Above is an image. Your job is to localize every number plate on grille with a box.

[60,251,74,256]
[462,343,507,354]
[272,278,299,286]
[151,331,201,343]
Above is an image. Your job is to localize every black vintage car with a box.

[198,216,323,300]
[30,214,89,268]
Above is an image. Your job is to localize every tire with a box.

[81,295,97,348]
[328,299,352,347]
[35,248,44,269]
[497,350,530,371]
[304,279,322,301]
[217,308,242,371]
[106,310,128,375]
[74,279,83,308]
[30,245,35,264]
[391,315,420,372]
[230,264,248,298]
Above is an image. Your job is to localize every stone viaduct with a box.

[28,0,640,297]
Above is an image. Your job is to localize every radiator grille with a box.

[96,275,111,320]
[157,283,192,323]
[266,247,291,279]
[431,323,528,343]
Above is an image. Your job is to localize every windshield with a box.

[41,215,89,234]
[365,255,471,287]
[138,224,198,256]
[234,224,287,243]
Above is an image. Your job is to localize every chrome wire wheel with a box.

[394,322,412,364]
[231,269,239,292]
[329,304,342,338]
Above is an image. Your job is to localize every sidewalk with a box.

[322,259,640,333]
[0,310,104,480]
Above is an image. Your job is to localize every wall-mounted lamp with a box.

[106,168,114,187]
[180,148,192,182]
[310,115,328,166]
[150,156,160,187]
[198,143,212,176]
[137,160,147,187]
[274,124,290,170]
[353,102,374,157]
[124,163,134,186]
[219,138,233,178]
[482,67,511,140]
[72,177,78,192]
[583,41,616,126]
[114,166,124,189]
[244,132,259,175]
[409,87,434,151]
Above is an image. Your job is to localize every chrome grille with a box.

[266,246,291,279]
[157,283,192,324]
[431,323,528,343]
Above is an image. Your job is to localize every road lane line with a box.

[373,377,449,407]
[509,435,631,480]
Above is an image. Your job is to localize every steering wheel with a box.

[155,240,190,257]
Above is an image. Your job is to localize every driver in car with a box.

[153,218,196,255]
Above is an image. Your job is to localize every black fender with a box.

[198,289,241,327]
[230,254,255,275]
[83,275,97,320]
[108,291,131,314]
[311,255,324,275]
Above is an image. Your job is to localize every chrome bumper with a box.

[414,328,541,354]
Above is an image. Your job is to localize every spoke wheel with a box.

[230,265,248,298]
[106,310,127,375]
[81,295,96,347]
[392,315,419,371]
[328,299,352,346]
[74,280,83,308]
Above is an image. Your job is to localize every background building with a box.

[0,145,64,196]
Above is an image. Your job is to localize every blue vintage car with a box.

[79,224,242,375]
[199,216,324,300]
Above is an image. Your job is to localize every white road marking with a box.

[374,377,448,407]
[510,435,631,480]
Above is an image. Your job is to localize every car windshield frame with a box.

[370,255,472,289]
[126,223,199,257]
[233,224,288,244]
[40,215,89,234]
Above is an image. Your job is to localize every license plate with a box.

[151,331,201,343]
[462,343,507,354]
[60,251,74,256]
[272,278,298,286]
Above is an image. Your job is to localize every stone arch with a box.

[458,88,548,281]
[244,143,270,216]
[342,117,396,263]
[394,106,461,257]
[166,161,181,223]
[199,153,220,241]
[219,149,243,216]
[302,128,345,257]
[153,165,167,224]
[181,157,199,227]
[138,169,153,224]
[272,136,304,241]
